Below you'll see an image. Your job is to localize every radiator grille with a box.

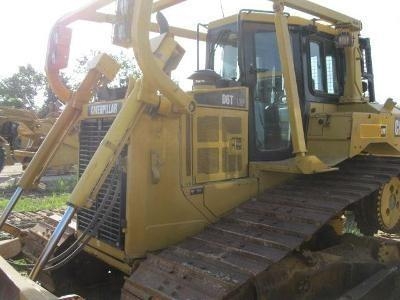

[222,117,241,141]
[77,118,126,249]
[222,147,242,172]
[197,116,219,142]
[195,111,244,182]
[197,148,219,174]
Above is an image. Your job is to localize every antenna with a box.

[219,0,225,17]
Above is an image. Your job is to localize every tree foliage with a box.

[37,72,71,118]
[0,65,45,108]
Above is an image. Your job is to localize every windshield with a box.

[252,30,290,151]
[208,24,239,80]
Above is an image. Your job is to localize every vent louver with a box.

[77,118,126,249]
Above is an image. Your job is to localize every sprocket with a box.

[377,177,400,233]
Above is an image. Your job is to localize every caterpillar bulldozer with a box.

[1,0,400,299]
[0,106,78,174]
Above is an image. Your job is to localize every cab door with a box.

[241,21,303,161]
[206,19,304,162]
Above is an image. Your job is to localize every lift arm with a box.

[0,54,119,230]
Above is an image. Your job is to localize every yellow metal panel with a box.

[307,140,350,166]
[84,245,132,274]
[337,102,380,114]
[309,102,337,114]
[203,178,257,216]
[350,112,400,157]
[306,112,353,165]
[182,186,216,221]
[307,117,323,137]
[359,124,387,139]
[322,115,352,139]
[208,15,239,30]
[124,113,210,258]
[249,164,294,193]
[306,109,400,162]
[87,53,120,81]
[84,234,126,261]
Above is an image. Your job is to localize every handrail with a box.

[131,0,196,113]
[45,0,198,105]
[45,0,114,104]
[271,0,362,31]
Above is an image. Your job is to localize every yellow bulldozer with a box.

[0,106,78,174]
[1,0,400,299]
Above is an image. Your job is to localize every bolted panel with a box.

[197,148,219,174]
[194,108,248,183]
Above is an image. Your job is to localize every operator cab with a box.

[205,12,350,162]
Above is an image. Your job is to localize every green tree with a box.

[37,72,71,118]
[0,64,46,108]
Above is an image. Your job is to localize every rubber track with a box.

[122,156,400,299]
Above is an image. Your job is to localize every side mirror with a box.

[47,26,72,70]
[362,80,368,93]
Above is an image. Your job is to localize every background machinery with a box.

[1,0,400,299]
[0,106,78,174]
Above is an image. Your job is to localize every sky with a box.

[0,0,399,103]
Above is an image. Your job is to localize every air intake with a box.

[77,118,126,249]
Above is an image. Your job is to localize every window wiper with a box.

[209,29,232,64]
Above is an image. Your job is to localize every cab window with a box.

[309,39,339,95]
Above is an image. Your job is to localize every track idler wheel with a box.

[354,177,400,235]
[377,177,400,233]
